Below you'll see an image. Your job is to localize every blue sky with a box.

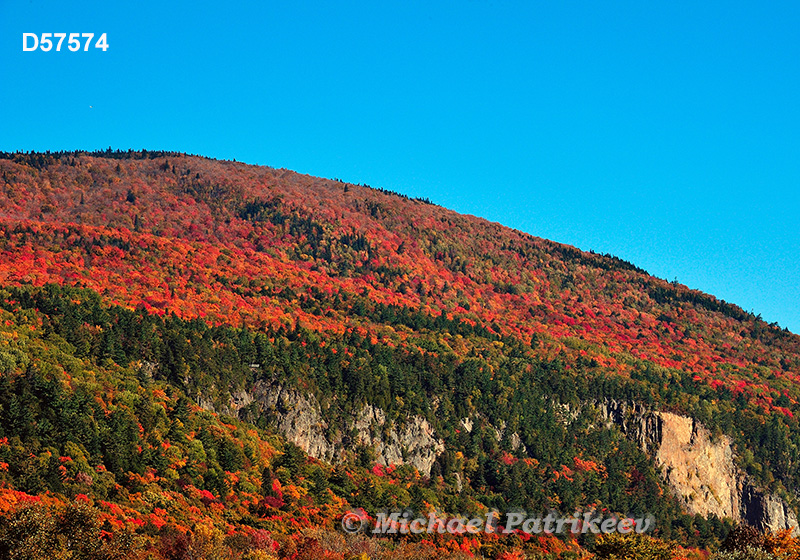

[2,1,799,332]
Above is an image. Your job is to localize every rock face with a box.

[600,400,798,533]
[250,381,336,462]
[651,411,739,520]
[742,483,800,533]
[354,405,444,476]
[243,382,444,476]
[226,381,796,529]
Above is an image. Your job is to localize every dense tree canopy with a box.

[0,151,798,559]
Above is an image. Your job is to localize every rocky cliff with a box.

[248,382,337,462]
[354,405,444,475]
[600,400,798,533]
[230,382,797,532]
[214,376,796,531]
[238,382,444,476]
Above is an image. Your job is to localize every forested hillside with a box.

[0,150,798,559]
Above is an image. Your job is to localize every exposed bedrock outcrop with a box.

[354,405,444,476]
[248,382,337,462]
[600,399,798,533]
[237,382,444,476]
[223,380,796,530]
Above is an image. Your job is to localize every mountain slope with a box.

[2,152,798,409]
[2,151,797,388]
[0,150,799,557]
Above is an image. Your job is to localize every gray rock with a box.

[243,383,444,476]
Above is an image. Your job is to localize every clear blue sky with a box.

[2,1,799,332]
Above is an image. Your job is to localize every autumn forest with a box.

[0,150,799,559]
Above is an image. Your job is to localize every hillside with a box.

[0,150,799,559]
